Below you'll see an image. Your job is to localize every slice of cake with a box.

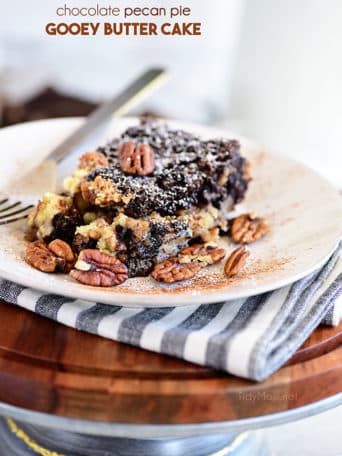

[28,119,251,278]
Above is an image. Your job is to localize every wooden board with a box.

[0,300,341,424]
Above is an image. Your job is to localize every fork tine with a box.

[0,201,22,213]
[0,196,34,225]
[0,214,31,226]
[0,205,34,220]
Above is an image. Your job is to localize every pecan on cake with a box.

[27,119,251,282]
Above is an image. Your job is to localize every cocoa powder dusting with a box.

[101,255,294,295]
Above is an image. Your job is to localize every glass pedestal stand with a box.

[0,395,341,456]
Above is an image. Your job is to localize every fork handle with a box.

[47,68,167,163]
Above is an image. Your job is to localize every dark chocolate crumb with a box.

[45,208,83,245]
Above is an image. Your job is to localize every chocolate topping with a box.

[87,120,249,218]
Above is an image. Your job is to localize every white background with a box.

[227,0,342,187]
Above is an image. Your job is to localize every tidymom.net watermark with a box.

[238,391,299,402]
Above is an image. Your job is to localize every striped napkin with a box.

[0,243,341,381]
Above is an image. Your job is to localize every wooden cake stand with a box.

[0,299,341,455]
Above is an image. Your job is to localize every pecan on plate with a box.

[224,246,250,278]
[151,257,201,284]
[70,249,128,287]
[26,240,72,273]
[78,151,109,171]
[118,141,155,176]
[178,244,225,266]
[48,239,74,262]
[231,213,269,244]
[48,239,75,272]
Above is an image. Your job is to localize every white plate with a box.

[0,117,341,307]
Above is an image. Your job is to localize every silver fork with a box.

[0,68,167,225]
[0,197,34,226]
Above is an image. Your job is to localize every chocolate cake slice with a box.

[28,120,251,277]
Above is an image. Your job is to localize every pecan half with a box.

[26,240,67,273]
[151,257,201,284]
[179,244,225,266]
[119,141,155,176]
[231,213,269,244]
[48,239,75,262]
[224,246,250,277]
[78,151,109,170]
[70,249,128,287]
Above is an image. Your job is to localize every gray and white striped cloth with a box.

[0,243,341,381]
